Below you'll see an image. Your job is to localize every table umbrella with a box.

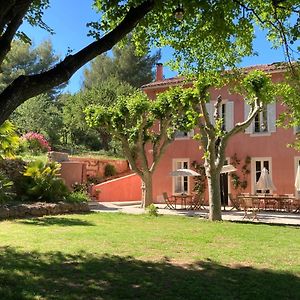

[170,169,201,176]
[220,164,237,174]
[256,167,276,192]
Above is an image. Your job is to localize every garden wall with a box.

[71,157,130,178]
[92,173,142,202]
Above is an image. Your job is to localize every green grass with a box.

[0,213,299,299]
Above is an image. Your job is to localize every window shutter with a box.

[205,102,215,125]
[188,129,194,138]
[267,103,276,133]
[225,101,234,131]
[244,103,253,134]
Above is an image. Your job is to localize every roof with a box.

[141,62,289,90]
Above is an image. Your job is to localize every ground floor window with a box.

[251,157,272,193]
[294,157,300,197]
[173,159,189,194]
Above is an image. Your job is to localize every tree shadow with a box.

[0,246,299,300]
[16,216,95,227]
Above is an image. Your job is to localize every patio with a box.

[89,201,300,226]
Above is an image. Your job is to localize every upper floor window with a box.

[245,103,276,135]
[254,107,268,133]
[205,101,234,132]
[173,159,189,194]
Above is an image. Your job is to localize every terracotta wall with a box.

[71,157,129,178]
[92,173,142,202]
[60,161,87,190]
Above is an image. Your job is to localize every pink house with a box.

[95,62,300,205]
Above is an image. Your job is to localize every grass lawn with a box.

[0,212,299,300]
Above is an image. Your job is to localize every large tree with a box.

[86,87,194,208]
[0,1,298,126]
[61,78,136,150]
[186,70,292,220]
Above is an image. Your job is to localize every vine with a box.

[230,153,251,193]
[191,160,206,195]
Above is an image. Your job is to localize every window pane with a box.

[263,161,269,170]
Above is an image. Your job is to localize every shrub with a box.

[72,182,88,193]
[104,163,116,177]
[21,132,51,154]
[22,160,69,202]
[66,191,90,203]
[0,158,27,197]
[0,171,14,203]
[147,204,159,217]
[0,120,19,158]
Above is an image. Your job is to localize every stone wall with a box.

[71,157,130,178]
[0,202,90,220]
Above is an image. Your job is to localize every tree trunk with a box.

[141,174,153,208]
[206,168,222,221]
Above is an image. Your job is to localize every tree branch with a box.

[0,0,155,124]
[0,1,33,65]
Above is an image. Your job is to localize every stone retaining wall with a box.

[71,157,130,178]
[0,202,90,220]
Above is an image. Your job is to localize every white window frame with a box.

[254,107,268,133]
[172,158,190,195]
[294,157,300,197]
[245,103,276,137]
[206,100,234,132]
[250,157,273,194]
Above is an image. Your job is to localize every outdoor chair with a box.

[229,193,240,211]
[162,192,177,209]
[189,193,205,210]
[240,198,260,221]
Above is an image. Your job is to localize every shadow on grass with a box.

[16,216,95,227]
[0,247,299,300]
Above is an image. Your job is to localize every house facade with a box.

[142,63,300,205]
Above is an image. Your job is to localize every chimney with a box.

[155,63,163,81]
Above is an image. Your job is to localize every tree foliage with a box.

[83,38,161,89]
[0,1,298,125]
[62,78,136,151]
[86,87,196,207]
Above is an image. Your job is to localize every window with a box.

[173,159,189,194]
[174,130,194,140]
[251,158,272,193]
[245,103,276,135]
[220,103,226,131]
[254,107,268,133]
[206,101,234,132]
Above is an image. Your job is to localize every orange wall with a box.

[60,161,87,190]
[144,71,300,202]
[71,157,129,178]
[93,173,142,202]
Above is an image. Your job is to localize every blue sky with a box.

[20,0,291,93]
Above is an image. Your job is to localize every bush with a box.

[66,191,90,203]
[22,160,69,202]
[147,204,159,217]
[0,158,27,197]
[104,163,116,177]
[0,120,20,158]
[0,171,14,203]
[72,182,88,193]
[21,132,51,154]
